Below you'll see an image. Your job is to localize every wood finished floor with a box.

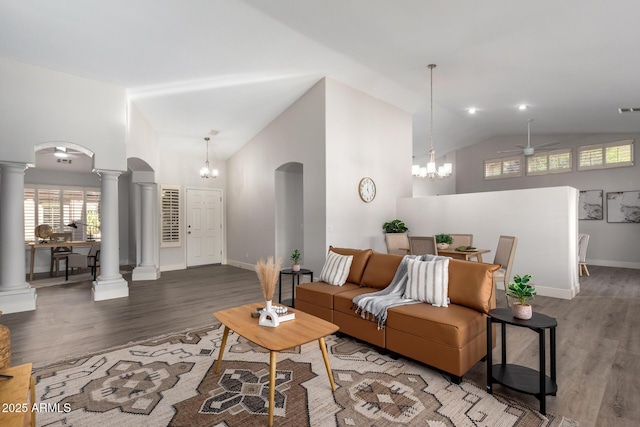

[2,264,639,427]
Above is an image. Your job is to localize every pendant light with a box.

[200,137,219,179]
[412,64,452,179]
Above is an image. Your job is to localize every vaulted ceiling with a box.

[2,0,639,161]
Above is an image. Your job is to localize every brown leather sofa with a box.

[295,247,500,383]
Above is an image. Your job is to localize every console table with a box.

[0,363,36,426]
[278,268,313,308]
[486,308,557,414]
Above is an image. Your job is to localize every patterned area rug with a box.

[34,323,576,426]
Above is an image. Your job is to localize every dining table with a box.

[437,247,491,262]
[27,240,97,281]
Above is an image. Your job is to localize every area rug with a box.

[34,323,576,427]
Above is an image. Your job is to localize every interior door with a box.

[186,189,222,267]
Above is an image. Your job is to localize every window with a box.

[527,149,572,176]
[484,156,523,179]
[578,140,634,171]
[25,186,101,242]
[160,184,181,248]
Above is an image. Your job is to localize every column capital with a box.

[93,169,124,178]
[0,161,29,172]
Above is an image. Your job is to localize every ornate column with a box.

[0,163,36,313]
[93,170,128,301]
[132,182,160,280]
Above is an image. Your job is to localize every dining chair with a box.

[49,232,73,277]
[492,235,518,306]
[66,243,100,281]
[408,236,438,256]
[385,233,411,255]
[450,234,473,248]
[578,233,590,277]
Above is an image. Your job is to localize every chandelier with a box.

[412,64,452,179]
[200,136,219,179]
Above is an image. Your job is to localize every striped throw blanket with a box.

[353,254,425,330]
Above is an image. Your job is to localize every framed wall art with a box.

[579,190,603,220]
[606,191,640,223]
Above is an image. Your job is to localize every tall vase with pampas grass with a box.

[255,256,282,327]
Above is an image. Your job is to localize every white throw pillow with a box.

[319,250,353,286]
[404,257,449,307]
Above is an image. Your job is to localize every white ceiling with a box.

[2,0,640,161]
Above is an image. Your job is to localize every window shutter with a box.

[85,191,101,240]
[484,156,523,179]
[579,140,633,170]
[38,189,62,231]
[528,149,572,176]
[63,190,85,240]
[160,185,181,248]
[24,188,36,241]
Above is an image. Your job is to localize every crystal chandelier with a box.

[412,64,452,179]
[200,136,219,179]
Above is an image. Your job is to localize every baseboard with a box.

[587,259,640,270]
[160,262,187,272]
[226,259,255,271]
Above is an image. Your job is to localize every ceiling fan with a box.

[497,119,558,156]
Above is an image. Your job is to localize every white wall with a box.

[227,79,326,274]
[226,78,414,276]
[0,57,127,171]
[456,133,640,268]
[397,186,580,299]
[325,78,413,253]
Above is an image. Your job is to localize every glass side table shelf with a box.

[486,307,557,415]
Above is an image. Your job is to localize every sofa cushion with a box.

[319,250,353,286]
[386,302,486,349]
[295,281,359,310]
[333,287,380,315]
[329,246,373,285]
[447,259,500,314]
[404,257,449,307]
[360,252,404,289]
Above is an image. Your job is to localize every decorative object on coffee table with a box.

[290,248,301,272]
[506,274,536,320]
[435,233,453,250]
[256,256,282,327]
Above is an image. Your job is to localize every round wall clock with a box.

[358,177,376,203]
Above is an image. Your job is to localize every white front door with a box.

[186,189,222,267]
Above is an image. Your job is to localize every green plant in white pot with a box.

[435,233,453,250]
[506,274,536,320]
[290,249,301,272]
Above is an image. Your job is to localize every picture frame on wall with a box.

[579,190,603,220]
[606,191,640,223]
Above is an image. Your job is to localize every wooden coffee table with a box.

[213,302,339,426]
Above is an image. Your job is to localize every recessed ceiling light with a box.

[518,104,528,110]
[468,108,477,114]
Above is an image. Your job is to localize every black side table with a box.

[487,307,557,415]
[278,268,313,308]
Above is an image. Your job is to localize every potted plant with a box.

[382,220,408,234]
[506,274,536,320]
[290,249,301,272]
[435,233,453,250]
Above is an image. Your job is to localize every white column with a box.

[93,170,129,301]
[0,163,36,313]
[132,182,160,280]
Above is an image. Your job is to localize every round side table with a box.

[278,268,313,307]
[486,307,557,415]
